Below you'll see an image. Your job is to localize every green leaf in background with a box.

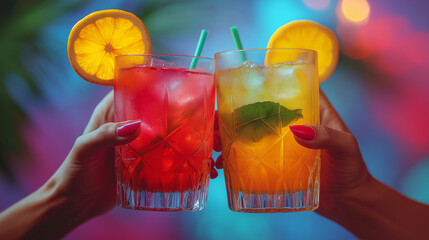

[0,0,89,182]
[234,101,302,142]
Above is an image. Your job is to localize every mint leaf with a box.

[234,101,302,142]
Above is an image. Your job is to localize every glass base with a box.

[227,189,319,213]
[117,179,209,212]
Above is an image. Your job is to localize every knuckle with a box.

[98,122,115,135]
[72,135,88,154]
[318,126,331,141]
[92,123,116,142]
[345,132,359,148]
[74,135,85,147]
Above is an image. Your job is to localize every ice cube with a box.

[242,60,259,68]
[264,63,302,99]
[240,60,264,90]
[150,58,180,68]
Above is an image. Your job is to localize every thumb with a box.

[75,120,141,154]
[289,125,360,158]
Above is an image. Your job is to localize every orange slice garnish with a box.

[267,20,339,82]
[68,9,151,85]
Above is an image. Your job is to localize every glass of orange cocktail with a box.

[114,54,215,211]
[215,48,320,212]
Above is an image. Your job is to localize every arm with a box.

[323,176,429,240]
[0,92,140,239]
[0,179,87,239]
[287,91,429,239]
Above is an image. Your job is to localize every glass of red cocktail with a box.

[114,54,215,211]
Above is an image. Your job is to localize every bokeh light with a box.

[303,0,330,10]
[406,33,429,67]
[339,0,370,23]
[336,23,372,59]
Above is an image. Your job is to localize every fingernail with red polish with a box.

[289,125,315,140]
[210,168,218,179]
[117,120,141,137]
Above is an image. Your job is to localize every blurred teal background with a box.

[1,0,429,239]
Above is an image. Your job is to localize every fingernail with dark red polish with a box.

[117,120,141,137]
[210,168,218,179]
[289,125,316,140]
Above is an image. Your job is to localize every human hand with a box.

[48,91,141,220]
[212,91,372,214]
[288,91,429,239]
[288,91,372,216]
[49,91,219,219]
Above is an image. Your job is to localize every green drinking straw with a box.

[230,26,246,62]
[189,29,208,69]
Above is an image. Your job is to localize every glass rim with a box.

[215,48,317,56]
[115,53,214,61]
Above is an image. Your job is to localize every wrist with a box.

[316,172,377,219]
[47,164,105,222]
[317,175,429,239]
[316,175,382,238]
[0,178,91,239]
[40,177,92,233]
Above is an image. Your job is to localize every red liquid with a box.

[114,66,215,193]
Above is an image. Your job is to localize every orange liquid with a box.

[220,126,320,193]
[216,62,320,194]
